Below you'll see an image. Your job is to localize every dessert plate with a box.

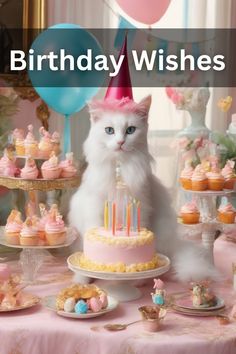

[0,294,40,313]
[174,296,225,311]
[43,295,119,319]
[171,305,225,317]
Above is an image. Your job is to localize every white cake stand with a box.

[67,252,170,302]
[0,227,77,283]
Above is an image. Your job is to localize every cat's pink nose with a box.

[117,140,125,146]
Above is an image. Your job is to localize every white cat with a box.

[69,95,219,282]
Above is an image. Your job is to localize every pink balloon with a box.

[116,0,171,25]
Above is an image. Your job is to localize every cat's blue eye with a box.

[126,126,136,135]
[105,127,115,135]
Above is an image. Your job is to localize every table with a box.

[1,239,236,354]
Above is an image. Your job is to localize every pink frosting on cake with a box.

[21,218,38,238]
[0,150,17,177]
[59,152,77,177]
[24,124,37,145]
[0,264,11,281]
[41,154,60,171]
[180,163,194,179]
[207,171,224,180]
[5,221,22,233]
[218,203,235,213]
[84,232,155,265]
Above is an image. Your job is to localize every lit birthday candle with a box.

[132,199,137,232]
[112,202,116,235]
[127,202,131,236]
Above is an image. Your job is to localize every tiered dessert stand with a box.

[67,252,170,302]
[181,188,234,264]
[0,156,81,283]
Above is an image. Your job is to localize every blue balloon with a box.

[28,23,104,115]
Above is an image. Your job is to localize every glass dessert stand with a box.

[67,252,171,302]
[0,226,77,283]
[0,175,81,282]
[181,189,233,264]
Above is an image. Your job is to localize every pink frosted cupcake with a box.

[38,127,53,159]
[222,160,236,190]
[5,210,23,245]
[207,171,224,191]
[20,218,38,246]
[191,165,208,191]
[13,128,25,156]
[37,203,49,240]
[20,157,39,179]
[45,209,66,246]
[179,160,194,190]
[0,149,17,177]
[59,152,77,178]
[24,125,38,157]
[217,203,236,224]
[180,201,200,224]
[41,153,61,179]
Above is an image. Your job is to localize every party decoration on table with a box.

[217,96,232,113]
[151,278,166,306]
[0,263,40,312]
[139,305,167,332]
[28,23,104,154]
[191,281,217,308]
[116,0,171,25]
[56,284,108,314]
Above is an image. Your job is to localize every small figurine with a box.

[191,281,217,307]
[151,278,166,306]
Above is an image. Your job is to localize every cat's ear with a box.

[135,95,152,119]
[87,100,101,123]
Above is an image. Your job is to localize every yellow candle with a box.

[104,201,108,229]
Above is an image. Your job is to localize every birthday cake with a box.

[78,163,159,273]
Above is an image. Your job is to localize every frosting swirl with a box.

[218,203,236,213]
[222,160,235,180]
[191,165,207,181]
[180,201,199,214]
[180,164,194,179]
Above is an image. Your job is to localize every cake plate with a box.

[0,227,77,283]
[67,252,171,302]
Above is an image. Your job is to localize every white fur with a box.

[69,96,220,282]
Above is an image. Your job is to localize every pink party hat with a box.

[105,35,133,100]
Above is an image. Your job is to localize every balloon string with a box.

[63,114,71,156]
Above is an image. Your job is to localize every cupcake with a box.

[59,152,77,178]
[221,160,236,190]
[191,165,208,191]
[0,148,17,177]
[38,127,53,159]
[24,125,38,157]
[41,153,61,179]
[13,128,25,156]
[45,208,66,245]
[5,210,23,245]
[51,131,61,155]
[20,157,39,179]
[179,160,193,190]
[217,202,236,224]
[207,171,224,191]
[20,217,39,246]
[180,201,200,224]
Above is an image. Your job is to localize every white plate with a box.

[174,295,225,311]
[67,252,171,281]
[171,306,225,317]
[0,227,77,249]
[43,295,119,319]
[182,189,233,196]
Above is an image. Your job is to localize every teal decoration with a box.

[28,23,104,116]
[74,300,88,314]
[152,293,165,306]
[63,114,71,155]
[114,16,136,50]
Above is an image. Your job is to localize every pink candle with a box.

[112,202,116,235]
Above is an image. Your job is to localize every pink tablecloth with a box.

[0,242,236,354]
